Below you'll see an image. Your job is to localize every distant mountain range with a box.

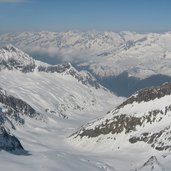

[1,31,171,96]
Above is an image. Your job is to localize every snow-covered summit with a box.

[0,44,37,72]
[0,44,34,64]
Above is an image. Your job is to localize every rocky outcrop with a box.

[0,88,40,154]
[38,63,71,73]
[71,82,171,152]
[0,88,38,118]
[118,82,171,109]
[0,126,24,152]
[129,126,171,151]
[73,108,167,139]
[133,156,165,171]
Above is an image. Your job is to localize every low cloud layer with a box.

[25,46,93,64]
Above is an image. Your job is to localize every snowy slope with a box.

[0,45,126,171]
[1,31,171,79]
[0,88,118,171]
[70,82,171,170]
[70,82,171,150]
[0,45,123,119]
[0,87,40,153]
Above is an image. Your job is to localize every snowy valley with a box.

[0,36,171,171]
[0,45,123,171]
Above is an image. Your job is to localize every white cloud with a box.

[0,0,29,3]
[27,46,92,64]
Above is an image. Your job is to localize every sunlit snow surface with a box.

[0,68,124,170]
[1,70,171,171]
[1,43,171,170]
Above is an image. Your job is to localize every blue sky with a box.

[0,0,171,33]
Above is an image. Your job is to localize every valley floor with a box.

[1,109,171,171]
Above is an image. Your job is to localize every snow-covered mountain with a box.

[0,87,41,153]
[0,86,119,171]
[0,45,125,170]
[1,31,171,96]
[0,45,123,119]
[70,82,171,170]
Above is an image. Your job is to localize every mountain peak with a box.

[0,44,36,72]
[134,156,165,171]
[0,44,34,62]
[2,44,19,52]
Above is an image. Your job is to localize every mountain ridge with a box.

[70,81,171,153]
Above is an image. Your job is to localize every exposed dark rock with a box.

[72,82,171,151]
[0,59,36,72]
[38,63,71,73]
[129,126,171,151]
[0,126,24,152]
[73,107,168,139]
[118,82,171,109]
[21,63,36,73]
[0,88,39,119]
[134,156,165,171]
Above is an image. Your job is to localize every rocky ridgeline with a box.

[38,63,100,88]
[0,45,101,89]
[71,82,171,151]
[118,82,171,109]
[38,63,71,73]
[0,58,36,72]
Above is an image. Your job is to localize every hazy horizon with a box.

[1,0,171,33]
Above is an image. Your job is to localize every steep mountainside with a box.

[70,82,171,150]
[70,82,171,170]
[0,87,42,153]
